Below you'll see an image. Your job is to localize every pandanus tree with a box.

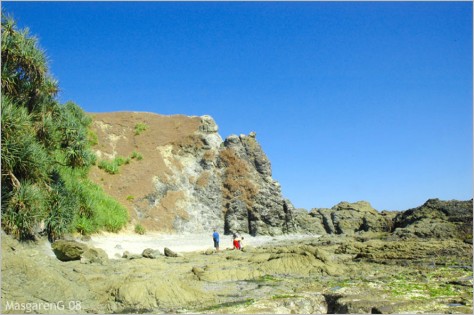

[1,13,96,241]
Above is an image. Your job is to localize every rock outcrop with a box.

[220,133,297,235]
[392,199,473,241]
[89,113,296,236]
[309,201,391,235]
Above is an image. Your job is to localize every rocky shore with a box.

[2,226,472,314]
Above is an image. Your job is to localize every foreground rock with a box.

[2,232,472,314]
[52,240,89,261]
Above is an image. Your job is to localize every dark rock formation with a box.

[309,201,391,235]
[392,199,473,240]
[293,198,472,241]
[220,133,297,236]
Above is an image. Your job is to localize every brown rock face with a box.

[89,112,295,235]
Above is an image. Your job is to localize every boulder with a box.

[80,247,109,265]
[52,240,89,261]
[142,248,162,259]
[122,251,142,260]
[164,247,181,257]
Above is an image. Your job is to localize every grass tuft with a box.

[134,223,146,235]
[134,122,148,135]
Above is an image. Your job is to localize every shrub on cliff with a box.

[1,13,128,240]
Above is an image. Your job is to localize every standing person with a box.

[212,229,220,251]
[239,236,244,250]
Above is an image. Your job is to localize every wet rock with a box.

[52,240,89,261]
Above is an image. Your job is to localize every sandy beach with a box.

[86,232,320,259]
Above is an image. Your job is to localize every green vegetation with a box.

[131,150,143,160]
[387,270,464,300]
[88,129,99,146]
[98,152,142,174]
[134,122,148,135]
[126,195,135,201]
[98,155,129,174]
[1,13,128,241]
[271,294,301,300]
[134,223,146,235]
[252,274,282,284]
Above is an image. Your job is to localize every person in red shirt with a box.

[232,234,241,250]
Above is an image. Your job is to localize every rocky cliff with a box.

[89,112,296,235]
[88,112,472,240]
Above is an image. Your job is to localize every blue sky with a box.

[3,1,472,211]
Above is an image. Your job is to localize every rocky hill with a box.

[88,112,296,235]
[88,112,472,240]
[393,198,473,240]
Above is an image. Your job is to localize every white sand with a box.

[88,232,320,259]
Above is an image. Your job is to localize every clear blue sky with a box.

[3,1,472,211]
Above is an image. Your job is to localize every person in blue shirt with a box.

[212,230,220,251]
